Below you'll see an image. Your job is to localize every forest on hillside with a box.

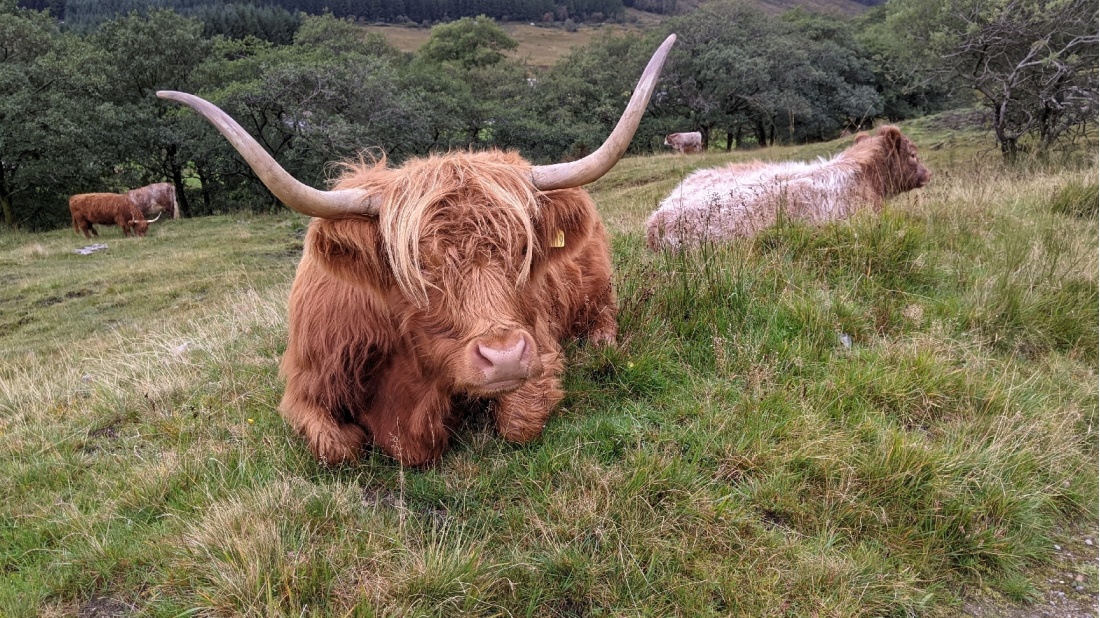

[2,0,1096,230]
[19,0,640,28]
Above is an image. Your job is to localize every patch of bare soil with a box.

[960,527,1098,618]
[78,596,134,618]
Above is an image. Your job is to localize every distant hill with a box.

[676,0,875,18]
[367,0,876,69]
[19,0,876,29]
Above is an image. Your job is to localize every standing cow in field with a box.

[646,125,932,250]
[158,35,677,467]
[126,182,179,219]
[69,193,161,238]
[663,131,703,154]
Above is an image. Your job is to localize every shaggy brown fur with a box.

[647,126,932,250]
[69,193,150,238]
[278,151,617,467]
[126,183,179,219]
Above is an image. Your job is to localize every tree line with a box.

[19,0,637,28]
[2,0,1095,230]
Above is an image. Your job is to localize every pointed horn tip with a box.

[157,91,197,106]
[529,33,678,192]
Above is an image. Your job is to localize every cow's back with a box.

[128,183,178,219]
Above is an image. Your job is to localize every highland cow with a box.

[69,193,160,238]
[646,126,932,250]
[126,182,179,219]
[663,131,703,154]
[158,35,677,467]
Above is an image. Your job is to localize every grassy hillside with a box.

[0,123,1096,616]
[366,0,870,66]
[364,21,650,68]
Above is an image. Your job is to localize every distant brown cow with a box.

[69,193,160,238]
[646,126,932,250]
[156,35,678,467]
[126,182,179,219]
[663,131,703,154]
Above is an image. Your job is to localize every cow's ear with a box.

[532,189,599,267]
[307,218,393,291]
[853,133,871,144]
[876,125,904,146]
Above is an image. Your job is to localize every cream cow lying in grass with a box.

[646,126,931,250]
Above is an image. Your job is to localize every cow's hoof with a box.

[309,423,368,466]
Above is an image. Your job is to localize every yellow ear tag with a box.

[551,229,565,248]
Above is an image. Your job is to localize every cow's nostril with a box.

[477,337,526,368]
[472,334,531,384]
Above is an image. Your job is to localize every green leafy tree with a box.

[173,14,426,212]
[91,10,212,216]
[663,2,884,149]
[856,4,955,121]
[292,11,399,58]
[0,1,110,229]
[876,0,1098,160]
[535,32,666,156]
[418,15,517,70]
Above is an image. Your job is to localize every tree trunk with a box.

[992,101,1018,163]
[1000,136,1019,163]
[0,165,12,229]
[166,144,190,218]
[0,195,13,229]
[173,169,190,218]
[196,164,218,216]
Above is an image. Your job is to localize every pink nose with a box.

[471,333,532,386]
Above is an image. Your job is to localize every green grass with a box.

[0,125,1096,616]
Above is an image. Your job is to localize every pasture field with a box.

[362,0,867,68]
[0,123,1096,616]
[363,21,651,68]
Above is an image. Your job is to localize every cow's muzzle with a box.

[465,330,536,394]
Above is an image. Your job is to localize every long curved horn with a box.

[156,91,380,218]
[530,33,676,191]
[129,211,161,224]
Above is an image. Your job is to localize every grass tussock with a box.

[1050,179,1100,219]
[0,129,1096,616]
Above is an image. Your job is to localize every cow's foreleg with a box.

[280,389,369,466]
[494,345,564,443]
[582,283,617,346]
[362,380,451,468]
[574,271,617,346]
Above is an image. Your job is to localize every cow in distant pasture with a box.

[126,182,179,219]
[69,193,161,238]
[663,131,703,154]
[156,35,678,467]
[646,126,932,250]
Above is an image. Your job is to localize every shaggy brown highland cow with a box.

[646,125,932,250]
[158,35,676,467]
[69,193,160,238]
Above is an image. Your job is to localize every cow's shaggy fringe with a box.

[335,152,538,308]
